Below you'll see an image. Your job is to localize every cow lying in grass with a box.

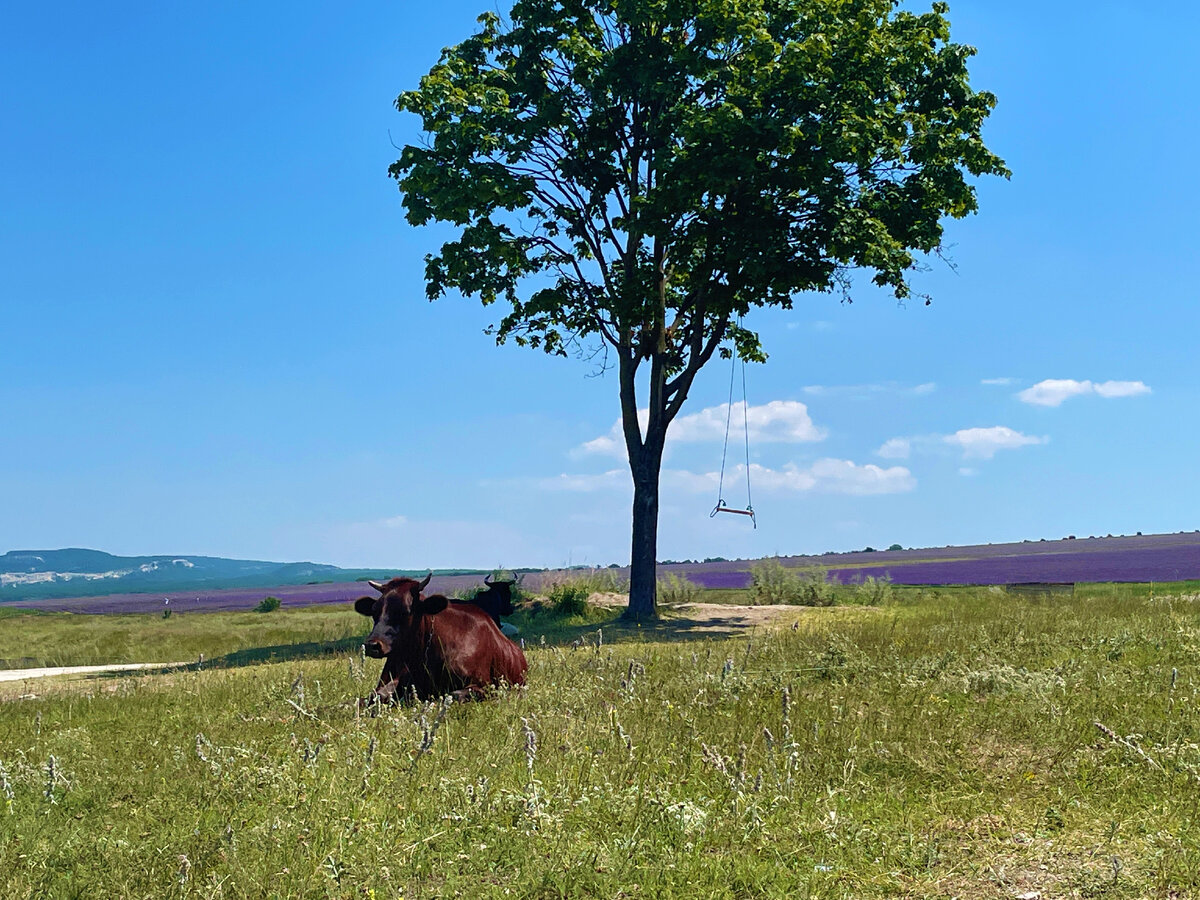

[469,573,521,639]
[354,574,528,705]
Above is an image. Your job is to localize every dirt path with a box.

[0,662,189,683]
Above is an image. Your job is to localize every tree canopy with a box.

[391,0,1007,617]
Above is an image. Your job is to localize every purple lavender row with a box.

[680,542,1200,589]
[10,574,502,615]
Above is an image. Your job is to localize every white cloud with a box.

[876,437,912,459]
[1017,379,1151,407]
[537,469,629,492]
[880,426,1047,461]
[959,467,979,477]
[574,431,625,458]
[801,458,916,495]
[574,400,825,459]
[981,377,1015,386]
[707,459,915,496]
[803,382,936,398]
[943,426,1047,459]
[543,459,914,497]
[1093,380,1152,399]
[672,400,826,444]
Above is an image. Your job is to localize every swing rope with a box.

[710,325,756,528]
[740,347,753,515]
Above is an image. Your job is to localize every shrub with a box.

[795,566,838,606]
[545,581,591,616]
[253,596,281,613]
[571,568,629,594]
[750,560,837,606]
[750,558,797,604]
[657,573,699,605]
[853,574,893,605]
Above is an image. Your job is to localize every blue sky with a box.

[2,1,1196,569]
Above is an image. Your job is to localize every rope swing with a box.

[710,327,756,528]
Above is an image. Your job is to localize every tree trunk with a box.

[624,442,664,621]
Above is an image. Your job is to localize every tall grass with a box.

[537,569,627,617]
[750,558,838,605]
[657,572,700,605]
[0,605,365,669]
[1,586,1199,896]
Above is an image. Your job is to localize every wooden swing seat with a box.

[710,500,757,528]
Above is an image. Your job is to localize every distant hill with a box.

[0,548,412,603]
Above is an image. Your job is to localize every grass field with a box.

[1,585,1199,897]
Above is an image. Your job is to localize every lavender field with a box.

[1,574,498,615]
[8,531,1200,614]
[665,531,1200,589]
[657,533,1200,591]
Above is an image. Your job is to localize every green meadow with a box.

[1,585,1199,898]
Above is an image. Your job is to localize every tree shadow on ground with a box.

[200,635,365,669]
[514,604,802,646]
[76,636,368,684]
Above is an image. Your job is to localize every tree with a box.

[390,0,1008,620]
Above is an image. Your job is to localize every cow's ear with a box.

[420,594,448,615]
[354,596,376,617]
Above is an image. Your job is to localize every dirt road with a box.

[0,662,189,683]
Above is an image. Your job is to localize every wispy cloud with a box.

[1017,379,1151,407]
[542,459,914,496]
[803,382,936,398]
[876,438,912,460]
[981,377,1015,386]
[944,426,1048,459]
[878,426,1047,461]
[574,400,826,459]
[538,469,628,492]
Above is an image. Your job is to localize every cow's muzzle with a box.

[364,639,388,659]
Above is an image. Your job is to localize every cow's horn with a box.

[484,573,493,585]
[367,580,384,593]
[418,571,432,590]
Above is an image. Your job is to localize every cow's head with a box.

[479,573,516,616]
[354,573,446,658]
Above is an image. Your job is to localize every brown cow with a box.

[354,574,528,705]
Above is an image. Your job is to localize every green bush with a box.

[795,565,838,606]
[657,572,699,605]
[253,596,281,613]
[534,568,630,617]
[560,568,629,595]
[750,559,837,606]
[853,574,893,605]
[750,558,797,604]
[545,581,591,616]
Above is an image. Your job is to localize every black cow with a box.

[468,573,517,627]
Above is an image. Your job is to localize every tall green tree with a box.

[391,0,1007,620]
